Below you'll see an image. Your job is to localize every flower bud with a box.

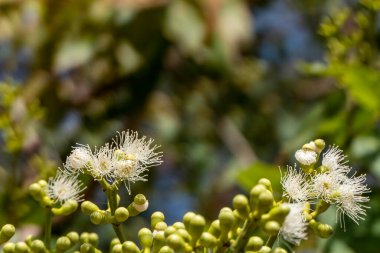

[172,222,185,230]
[110,238,121,249]
[208,220,221,237]
[121,241,140,253]
[183,212,196,230]
[15,242,29,253]
[52,200,78,216]
[152,230,166,252]
[80,243,95,253]
[67,232,80,244]
[176,229,191,242]
[158,246,174,253]
[81,201,100,215]
[80,232,90,243]
[151,212,165,229]
[3,242,15,253]
[314,139,325,153]
[164,226,176,238]
[257,190,274,214]
[154,221,168,231]
[197,232,217,248]
[29,183,42,200]
[56,236,72,251]
[0,224,15,243]
[266,205,290,223]
[219,208,235,239]
[30,240,45,253]
[115,207,129,223]
[273,247,287,253]
[233,194,250,218]
[88,233,99,247]
[188,215,206,243]
[245,236,264,251]
[317,223,333,238]
[263,221,280,235]
[42,196,54,207]
[90,211,105,225]
[258,178,272,191]
[166,234,185,251]
[37,180,48,188]
[138,228,153,249]
[249,184,266,210]
[257,245,271,253]
[128,194,148,216]
[111,244,122,253]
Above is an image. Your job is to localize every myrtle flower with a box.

[310,173,341,202]
[281,165,310,203]
[295,149,317,166]
[65,144,93,174]
[112,130,163,192]
[280,203,308,245]
[335,174,370,227]
[322,145,350,175]
[89,143,116,181]
[46,172,86,204]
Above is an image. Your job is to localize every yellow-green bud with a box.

[258,178,272,191]
[172,222,185,230]
[3,242,15,253]
[164,226,176,238]
[151,212,165,229]
[314,139,325,152]
[88,233,99,247]
[158,246,174,253]
[249,184,266,210]
[121,241,140,253]
[267,205,290,223]
[29,183,42,199]
[245,236,264,251]
[115,207,129,223]
[257,245,271,253]
[80,232,90,243]
[166,234,185,251]
[197,232,217,247]
[177,228,191,242]
[182,212,196,230]
[42,196,54,207]
[111,244,122,253]
[110,238,121,248]
[273,247,287,253]
[134,194,147,205]
[56,236,71,250]
[317,223,333,238]
[219,208,235,233]
[80,243,95,253]
[81,201,100,215]
[30,240,45,253]
[0,224,15,242]
[264,221,280,235]
[257,190,274,213]
[233,195,250,217]
[52,200,78,216]
[208,220,221,237]
[67,232,80,244]
[188,215,206,243]
[152,230,166,253]
[90,211,105,225]
[37,180,47,188]
[128,194,148,216]
[154,221,168,231]
[15,242,29,253]
[138,228,153,249]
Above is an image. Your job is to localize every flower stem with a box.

[266,235,277,248]
[225,216,259,253]
[44,209,53,250]
[106,186,126,243]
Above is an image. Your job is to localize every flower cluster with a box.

[281,139,370,245]
[63,130,163,193]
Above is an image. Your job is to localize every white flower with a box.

[335,174,370,228]
[89,143,116,181]
[295,149,317,166]
[311,173,341,202]
[280,203,308,245]
[65,145,93,174]
[281,165,310,203]
[322,146,350,175]
[112,130,163,192]
[46,172,86,204]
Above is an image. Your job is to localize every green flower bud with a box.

[257,190,274,213]
[0,224,15,243]
[67,232,80,244]
[188,215,206,243]
[258,178,272,191]
[111,244,122,253]
[182,212,196,230]
[128,194,148,216]
[121,241,140,253]
[56,236,72,251]
[29,183,42,200]
[30,240,45,253]
[273,247,287,253]
[110,238,121,249]
[42,196,54,207]
[90,211,105,225]
[81,201,100,215]
[3,242,15,253]
[154,221,168,231]
[164,226,176,238]
[263,221,280,235]
[151,212,165,229]
[257,245,271,253]
[15,242,29,253]
[245,236,264,251]
[115,207,129,223]
[134,194,146,205]
[52,200,78,216]
[158,246,174,253]
[197,232,217,248]
[176,229,191,242]
[37,180,48,188]
[233,194,250,217]
[317,223,334,238]
[208,220,221,237]
[80,232,90,243]
[172,222,185,230]
[267,205,290,223]
[88,233,99,247]
[166,234,185,251]
[138,228,153,249]
[314,139,325,153]
[152,230,166,253]
[219,208,235,236]
[104,211,116,224]
[249,184,266,210]
[80,243,95,253]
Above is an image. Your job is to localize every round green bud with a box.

[42,196,54,207]
[249,184,267,210]
[198,232,217,248]
[219,208,235,232]
[3,242,15,253]
[110,238,121,248]
[115,207,129,223]
[111,244,122,253]
[317,223,333,238]
[90,211,105,225]
[80,243,94,253]
[151,212,165,229]
[182,212,196,229]
[80,232,90,243]
[166,234,185,251]
[176,228,191,242]
[273,247,287,253]
[121,241,140,253]
[15,242,29,253]
[138,228,153,249]
[134,194,147,205]
[158,246,174,253]
[314,139,325,152]
[188,215,206,241]
[1,224,15,240]
[172,222,185,230]
[88,233,99,246]
[67,232,80,244]
[56,236,71,250]
[258,178,272,191]
[245,236,264,251]
[81,201,100,215]
[257,190,274,213]
[208,220,221,237]
[30,240,45,253]
[52,199,78,216]
[29,183,42,198]
[164,226,176,238]
[37,180,47,188]
[154,221,168,231]
[264,221,280,235]
[257,246,271,253]
[233,195,249,214]
[267,205,290,222]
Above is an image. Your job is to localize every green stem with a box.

[44,209,53,250]
[265,235,277,248]
[225,216,259,253]
[106,186,126,243]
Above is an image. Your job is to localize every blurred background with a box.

[0,0,379,252]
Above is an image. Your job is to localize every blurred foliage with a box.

[0,0,379,252]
